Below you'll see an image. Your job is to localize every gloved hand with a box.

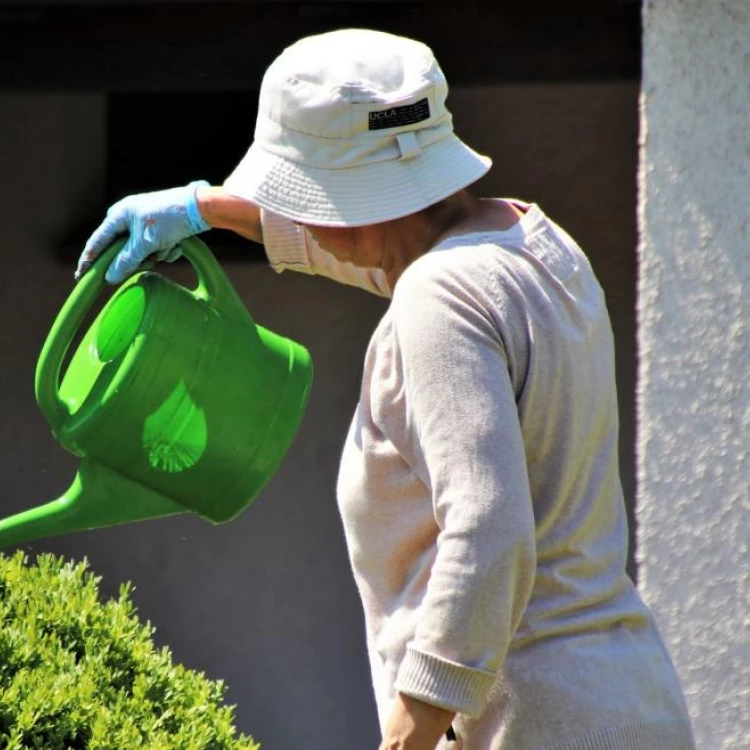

[75,180,211,284]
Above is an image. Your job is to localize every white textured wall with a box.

[638,2,750,748]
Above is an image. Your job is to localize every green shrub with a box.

[0,551,259,750]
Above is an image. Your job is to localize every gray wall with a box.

[0,82,638,749]
[638,1,750,747]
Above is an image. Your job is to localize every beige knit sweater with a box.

[261,204,695,750]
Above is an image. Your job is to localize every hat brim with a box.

[223,134,492,227]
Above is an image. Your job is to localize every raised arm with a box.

[74,182,264,283]
[76,182,389,298]
[195,185,263,244]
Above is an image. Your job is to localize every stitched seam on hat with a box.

[255,110,452,144]
[284,54,435,101]
[283,76,434,107]
[254,133,458,172]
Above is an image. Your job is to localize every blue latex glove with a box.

[75,180,211,284]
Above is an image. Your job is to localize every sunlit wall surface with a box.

[638,2,750,747]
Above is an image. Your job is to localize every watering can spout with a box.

[0,460,186,549]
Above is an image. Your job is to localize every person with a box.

[76,28,695,750]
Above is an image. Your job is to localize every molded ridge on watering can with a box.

[0,237,312,548]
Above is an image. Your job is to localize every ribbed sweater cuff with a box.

[260,209,314,274]
[394,646,496,718]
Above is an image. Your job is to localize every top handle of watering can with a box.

[35,236,250,436]
[178,236,252,327]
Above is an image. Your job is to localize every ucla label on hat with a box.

[368,98,431,131]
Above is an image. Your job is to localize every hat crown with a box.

[224,28,491,227]
[259,29,449,140]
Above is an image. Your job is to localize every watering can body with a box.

[0,237,312,547]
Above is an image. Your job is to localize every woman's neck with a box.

[383,192,523,288]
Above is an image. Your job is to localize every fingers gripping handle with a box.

[35,237,249,436]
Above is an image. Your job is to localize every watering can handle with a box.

[35,236,249,433]
[35,239,127,432]
[179,237,252,326]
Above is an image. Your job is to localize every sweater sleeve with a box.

[260,210,391,298]
[389,256,537,718]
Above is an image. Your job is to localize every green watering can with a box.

[0,237,312,547]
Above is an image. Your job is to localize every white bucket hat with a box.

[223,28,492,227]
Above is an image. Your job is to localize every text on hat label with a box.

[368,98,431,131]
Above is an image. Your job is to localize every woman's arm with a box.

[195,185,263,244]
[386,254,537,722]
[198,186,391,296]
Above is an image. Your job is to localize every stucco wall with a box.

[638,1,750,747]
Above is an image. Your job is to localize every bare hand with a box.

[379,693,456,750]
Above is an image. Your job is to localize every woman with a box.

[77,28,695,750]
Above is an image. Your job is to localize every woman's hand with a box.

[75,181,211,284]
[379,693,456,750]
